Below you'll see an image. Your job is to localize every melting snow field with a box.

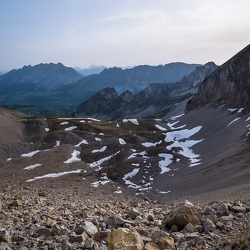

[65,126,77,131]
[26,169,82,182]
[75,139,88,147]
[64,150,81,163]
[158,153,173,174]
[164,126,203,167]
[119,138,126,145]
[92,146,107,153]
[21,150,41,157]
[123,118,139,125]
[24,163,42,170]
[227,117,241,126]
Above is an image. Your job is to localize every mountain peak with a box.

[186,44,250,112]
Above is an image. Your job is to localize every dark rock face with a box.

[186,44,250,112]
[76,87,118,116]
[76,62,218,119]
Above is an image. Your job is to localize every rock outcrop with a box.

[186,44,250,112]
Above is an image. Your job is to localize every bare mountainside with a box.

[1,45,250,249]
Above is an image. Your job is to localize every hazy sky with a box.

[0,0,250,71]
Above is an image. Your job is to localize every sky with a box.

[0,0,250,71]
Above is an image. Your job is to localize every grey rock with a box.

[202,218,216,233]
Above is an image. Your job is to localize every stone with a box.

[161,200,201,230]
[107,228,144,250]
[0,228,12,244]
[82,221,98,236]
[126,207,140,219]
[202,218,216,233]
[144,242,158,250]
[184,223,194,233]
[216,203,229,217]
[229,206,247,213]
[36,228,51,237]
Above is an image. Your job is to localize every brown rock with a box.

[161,200,201,230]
[107,228,144,250]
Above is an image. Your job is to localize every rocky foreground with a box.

[0,185,249,250]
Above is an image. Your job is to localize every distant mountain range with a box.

[0,62,205,116]
[76,62,218,119]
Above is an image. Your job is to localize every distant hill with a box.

[0,63,84,91]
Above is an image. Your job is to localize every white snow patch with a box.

[159,190,171,194]
[55,140,60,147]
[246,116,250,122]
[89,151,120,168]
[142,140,162,147]
[116,123,120,127]
[91,174,111,187]
[170,113,185,120]
[65,126,77,131]
[238,108,244,113]
[155,124,167,131]
[21,150,41,157]
[158,153,173,174]
[24,163,42,170]
[99,133,104,135]
[228,108,238,112]
[165,126,203,167]
[26,169,81,182]
[167,121,186,130]
[123,168,141,189]
[64,150,81,163]
[119,138,126,145]
[45,128,49,132]
[60,121,69,125]
[84,118,101,122]
[132,163,140,167]
[92,146,107,153]
[7,158,12,161]
[95,137,102,141]
[75,139,88,147]
[227,117,241,126]
[123,118,139,125]
[128,151,148,159]
[80,120,86,123]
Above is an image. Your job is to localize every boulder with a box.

[107,228,144,250]
[161,200,201,230]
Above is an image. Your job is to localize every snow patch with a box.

[45,128,49,132]
[123,118,139,125]
[141,140,162,147]
[21,150,41,157]
[65,126,77,131]
[75,139,88,147]
[60,121,69,125]
[119,138,126,145]
[155,124,167,131]
[227,117,240,126]
[26,169,81,182]
[91,174,111,187]
[64,150,81,163]
[92,146,107,153]
[158,153,173,174]
[24,163,42,170]
[89,151,120,169]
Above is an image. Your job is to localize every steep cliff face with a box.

[186,44,250,112]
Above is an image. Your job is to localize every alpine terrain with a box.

[0,45,250,249]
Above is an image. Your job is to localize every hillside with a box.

[0,45,250,249]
